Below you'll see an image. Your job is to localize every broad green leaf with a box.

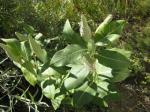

[21,61,37,86]
[22,61,36,74]
[73,82,96,107]
[64,63,90,90]
[79,15,95,52]
[97,49,130,70]
[109,20,126,34]
[0,38,32,62]
[0,44,22,63]
[20,41,31,61]
[1,38,18,44]
[51,95,65,110]
[1,38,22,53]
[95,14,113,38]
[41,67,58,76]
[0,39,23,63]
[29,35,47,63]
[63,20,85,46]
[43,84,56,99]
[64,77,84,90]
[15,32,27,41]
[40,78,60,105]
[21,67,37,86]
[95,16,126,43]
[40,67,61,80]
[108,48,131,58]
[95,60,112,78]
[96,79,109,98]
[80,15,92,42]
[97,49,130,82]
[70,64,90,78]
[112,68,129,82]
[50,45,86,67]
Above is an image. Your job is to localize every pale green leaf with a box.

[95,59,112,78]
[1,38,22,53]
[73,81,96,107]
[110,20,126,34]
[51,95,65,110]
[80,15,92,42]
[97,49,130,82]
[29,35,47,63]
[0,38,31,62]
[64,77,84,90]
[50,45,86,67]
[15,32,27,41]
[108,48,131,58]
[43,84,56,99]
[95,16,126,43]
[64,63,90,90]
[21,67,37,86]
[21,61,37,86]
[112,68,129,82]
[63,20,85,46]
[70,64,90,78]
[93,76,110,98]
[20,41,31,61]
[95,34,120,46]
[97,80,109,98]
[0,44,21,63]
[0,39,23,63]
[95,14,113,37]
[41,67,60,79]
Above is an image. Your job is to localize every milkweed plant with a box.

[0,14,131,110]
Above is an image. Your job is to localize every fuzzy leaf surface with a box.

[50,45,86,67]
